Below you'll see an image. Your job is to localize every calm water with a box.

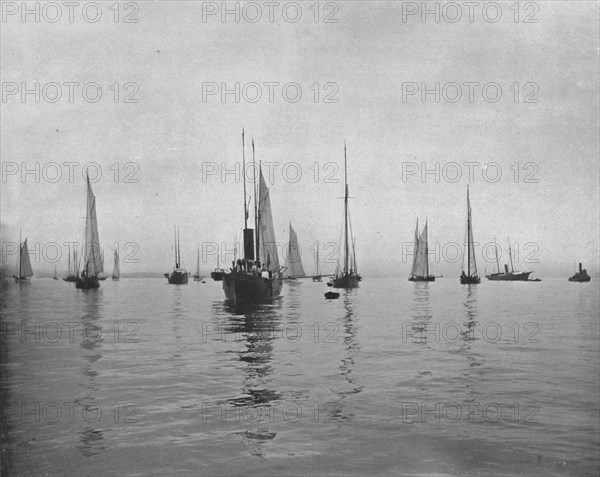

[1,277,598,476]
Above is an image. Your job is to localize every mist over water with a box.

[1,277,598,476]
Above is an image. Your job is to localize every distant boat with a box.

[112,249,120,281]
[13,232,33,283]
[409,218,435,282]
[211,252,225,281]
[97,250,107,280]
[569,262,591,282]
[283,222,306,280]
[222,131,284,304]
[330,143,361,289]
[53,265,59,280]
[166,226,189,284]
[486,238,532,281]
[63,245,78,282]
[193,245,204,282]
[312,242,322,282]
[75,174,103,290]
[460,186,480,284]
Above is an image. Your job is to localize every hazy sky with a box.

[1,1,598,278]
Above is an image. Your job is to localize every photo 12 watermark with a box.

[399,401,540,424]
[201,82,339,104]
[400,2,540,24]
[401,81,539,104]
[2,401,139,424]
[200,2,340,24]
[1,2,140,24]
[1,161,140,184]
[0,321,140,344]
[2,82,140,104]
[401,161,539,184]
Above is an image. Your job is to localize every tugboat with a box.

[75,174,102,290]
[460,186,481,285]
[409,218,435,282]
[569,262,591,282]
[222,131,284,304]
[13,231,33,283]
[165,226,189,285]
[486,238,532,281]
[331,143,361,289]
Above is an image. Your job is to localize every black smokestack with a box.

[579,262,582,272]
[244,229,255,261]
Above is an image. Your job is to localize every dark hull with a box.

[460,275,481,284]
[63,276,77,282]
[569,275,591,282]
[331,274,360,289]
[486,271,531,281]
[409,275,435,282]
[222,271,283,304]
[75,276,100,289]
[167,271,189,285]
[211,270,225,281]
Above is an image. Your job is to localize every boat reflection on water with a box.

[76,291,106,457]
[333,292,363,422]
[407,283,433,345]
[217,301,284,457]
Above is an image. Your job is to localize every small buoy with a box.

[325,291,340,299]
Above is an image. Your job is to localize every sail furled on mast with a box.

[83,178,103,276]
[258,169,280,272]
[284,224,305,278]
[113,249,120,278]
[20,239,34,277]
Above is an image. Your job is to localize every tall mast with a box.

[466,185,470,277]
[494,237,500,273]
[19,228,22,278]
[242,129,248,232]
[177,227,181,268]
[86,173,97,276]
[174,226,178,268]
[425,219,429,277]
[316,242,320,275]
[253,140,260,262]
[508,237,514,272]
[68,245,71,277]
[344,142,349,275]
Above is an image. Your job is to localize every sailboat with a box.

[193,245,205,282]
[283,223,306,280]
[165,226,189,284]
[13,233,33,283]
[97,250,107,280]
[75,174,103,290]
[330,143,361,288]
[486,238,532,281]
[222,131,284,304]
[569,262,591,282]
[53,265,59,280]
[112,249,120,281]
[312,242,322,282]
[63,245,78,282]
[460,186,480,284]
[409,219,435,281]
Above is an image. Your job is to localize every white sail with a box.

[112,249,120,279]
[463,188,478,277]
[284,224,305,278]
[410,220,431,278]
[258,169,280,272]
[83,178,103,276]
[20,239,33,277]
